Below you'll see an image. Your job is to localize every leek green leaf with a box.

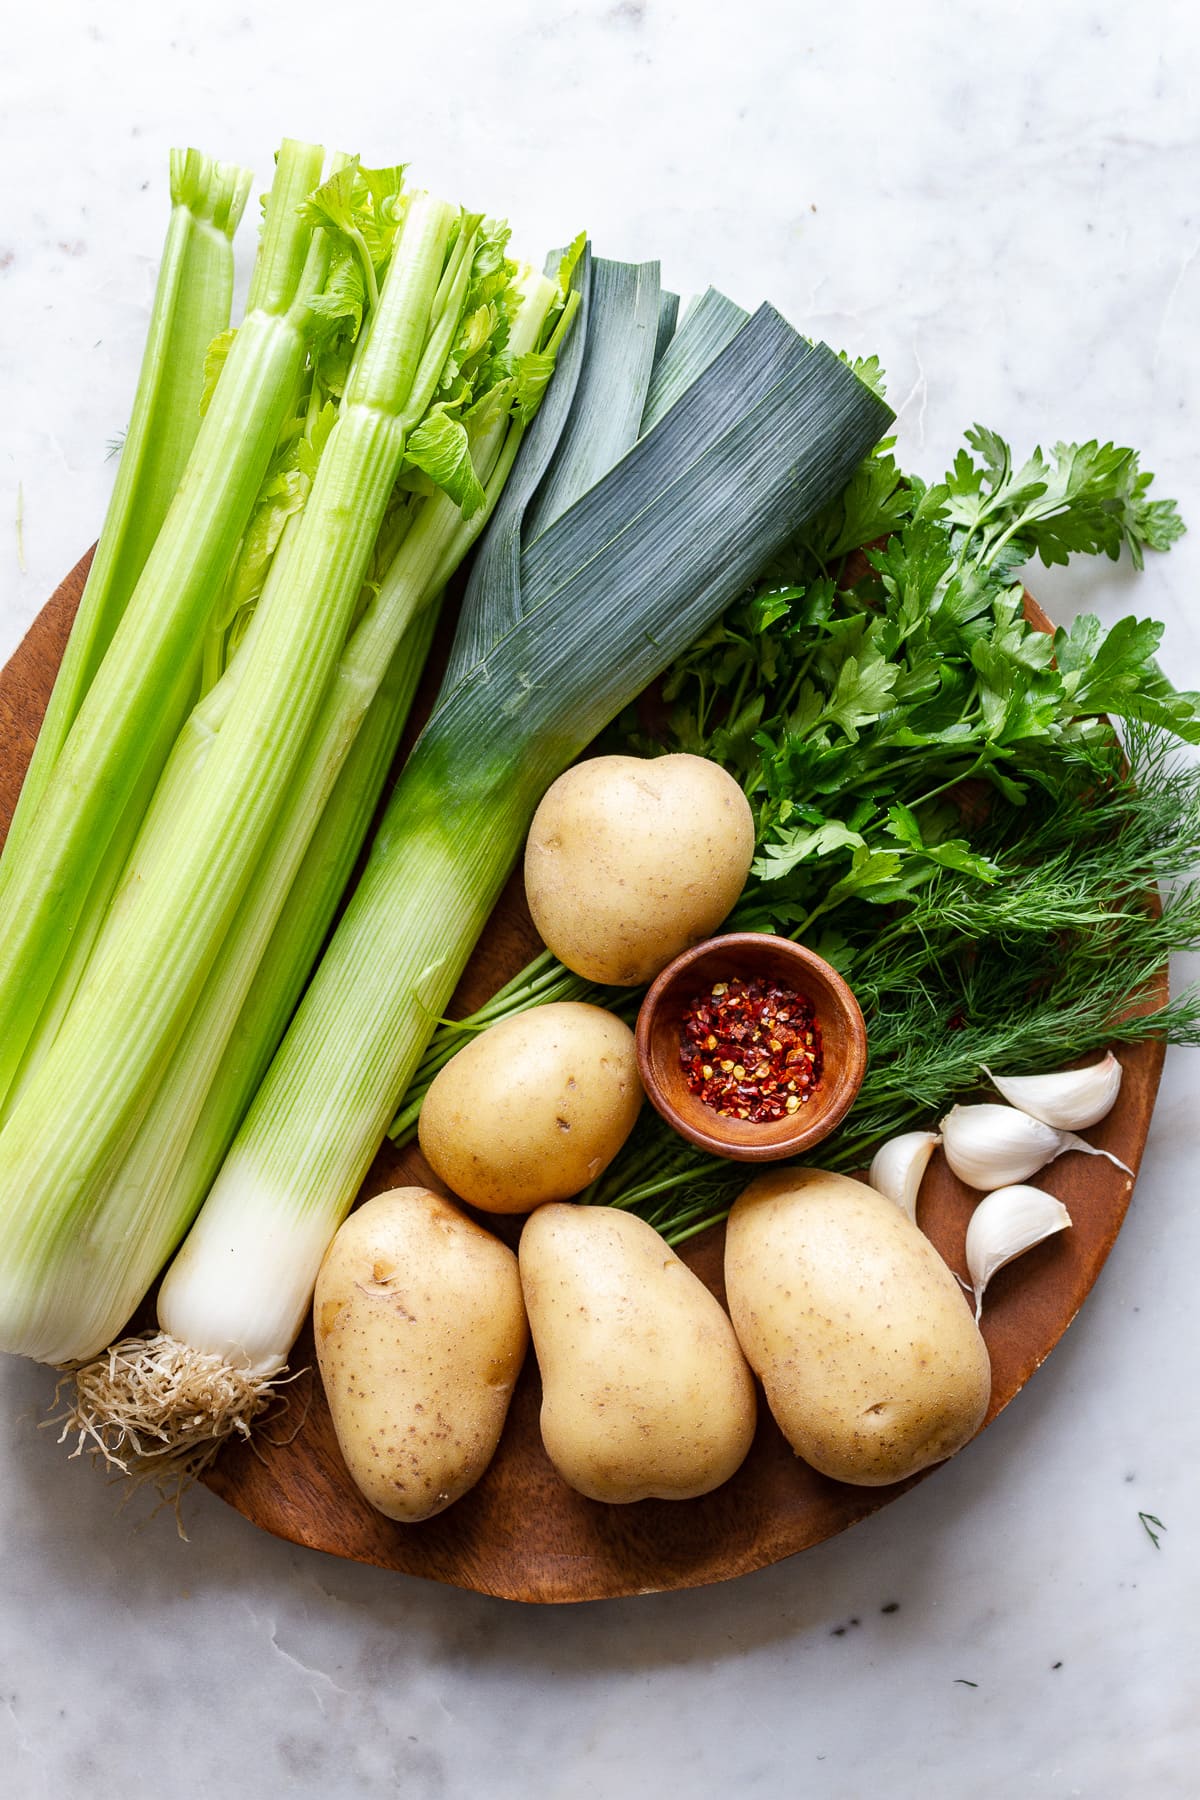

[523,256,662,541]
[653,289,679,367]
[640,286,748,434]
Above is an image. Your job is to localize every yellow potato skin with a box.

[725,1168,991,1486]
[523,753,755,985]
[314,1187,527,1522]
[519,1203,757,1502]
[418,1002,642,1214]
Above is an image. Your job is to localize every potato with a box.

[314,1187,527,1522]
[418,1001,641,1213]
[519,1203,756,1502]
[524,753,755,985]
[725,1168,991,1486]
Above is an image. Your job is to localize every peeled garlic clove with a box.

[939,1103,1133,1191]
[981,1052,1123,1131]
[868,1130,941,1222]
[965,1185,1072,1321]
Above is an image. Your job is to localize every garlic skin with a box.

[965,1185,1072,1321]
[939,1102,1133,1191]
[868,1131,940,1222]
[981,1053,1123,1131]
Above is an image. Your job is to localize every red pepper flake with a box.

[679,975,823,1122]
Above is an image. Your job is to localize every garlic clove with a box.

[965,1185,1072,1321]
[868,1130,941,1223]
[940,1104,1066,1189]
[981,1052,1123,1131]
[939,1102,1133,1191]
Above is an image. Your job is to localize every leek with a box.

[73,257,891,1471]
[2,149,252,864]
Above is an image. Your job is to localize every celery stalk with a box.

[3,149,252,865]
[0,653,197,1123]
[0,139,330,1110]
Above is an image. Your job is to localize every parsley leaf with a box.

[944,426,1187,572]
[1056,614,1200,743]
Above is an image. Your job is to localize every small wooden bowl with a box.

[635,933,868,1162]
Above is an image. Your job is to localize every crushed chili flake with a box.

[679,975,823,1121]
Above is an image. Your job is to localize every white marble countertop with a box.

[2,3,1197,1795]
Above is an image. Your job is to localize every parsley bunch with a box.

[633,424,1195,964]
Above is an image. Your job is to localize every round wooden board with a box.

[1,551,1166,1604]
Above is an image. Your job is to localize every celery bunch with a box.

[0,141,575,1367]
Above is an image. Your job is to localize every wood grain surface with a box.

[0,551,1166,1603]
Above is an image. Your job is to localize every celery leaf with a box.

[200,328,237,416]
[404,410,485,518]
